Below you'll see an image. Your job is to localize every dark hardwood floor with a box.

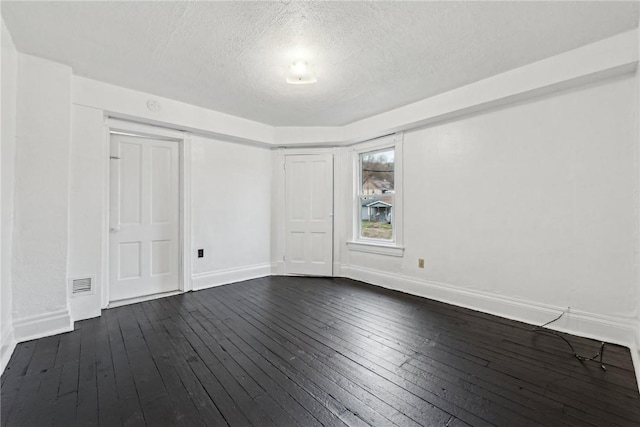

[2,276,639,426]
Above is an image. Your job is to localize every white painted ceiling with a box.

[2,1,638,126]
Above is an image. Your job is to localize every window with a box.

[359,148,395,240]
[347,133,404,257]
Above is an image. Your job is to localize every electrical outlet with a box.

[418,258,424,268]
[197,249,204,258]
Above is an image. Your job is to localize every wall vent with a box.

[71,277,93,296]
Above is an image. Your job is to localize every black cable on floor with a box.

[531,310,607,371]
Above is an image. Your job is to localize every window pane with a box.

[361,148,394,195]
[359,148,394,241]
[360,195,393,240]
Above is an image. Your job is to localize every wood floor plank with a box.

[215,282,534,427]
[1,341,35,386]
[104,308,146,427]
[2,276,639,426]
[154,294,357,426]
[130,303,216,427]
[169,294,392,426]
[192,288,445,427]
[95,316,124,427]
[0,374,22,425]
[76,317,100,427]
[54,329,81,368]
[3,362,44,426]
[114,305,182,426]
[140,301,238,427]
[151,297,324,427]
[25,334,60,377]
[150,300,267,427]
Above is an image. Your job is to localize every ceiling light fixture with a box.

[286,60,317,85]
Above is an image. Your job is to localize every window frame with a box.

[347,133,404,257]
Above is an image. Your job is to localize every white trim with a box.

[274,149,286,275]
[191,263,272,291]
[107,290,183,308]
[350,133,404,255]
[346,241,405,257]
[332,147,346,278]
[181,133,193,292]
[1,325,16,374]
[281,147,336,156]
[12,309,73,343]
[277,148,337,277]
[108,117,185,141]
[342,265,637,348]
[101,115,111,308]
[351,133,398,155]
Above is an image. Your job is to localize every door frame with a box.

[101,117,192,308]
[275,147,337,276]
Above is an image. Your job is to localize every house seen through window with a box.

[359,148,395,241]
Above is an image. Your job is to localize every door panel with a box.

[118,142,142,225]
[110,134,180,302]
[285,154,333,276]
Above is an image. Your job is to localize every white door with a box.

[285,154,334,276]
[109,134,180,302]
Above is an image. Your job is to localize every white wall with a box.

[67,105,105,320]
[1,16,18,371]
[11,54,73,339]
[191,136,272,289]
[341,74,639,344]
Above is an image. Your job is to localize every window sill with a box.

[346,240,405,257]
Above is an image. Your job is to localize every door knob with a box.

[110,226,121,232]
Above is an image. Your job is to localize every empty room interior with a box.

[3,1,640,426]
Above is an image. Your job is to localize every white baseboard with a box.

[1,324,16,374]
[342,265,637,348]
[12,309,73,343]
[192,263,273,291]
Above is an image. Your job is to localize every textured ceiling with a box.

[2,1,638,126]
